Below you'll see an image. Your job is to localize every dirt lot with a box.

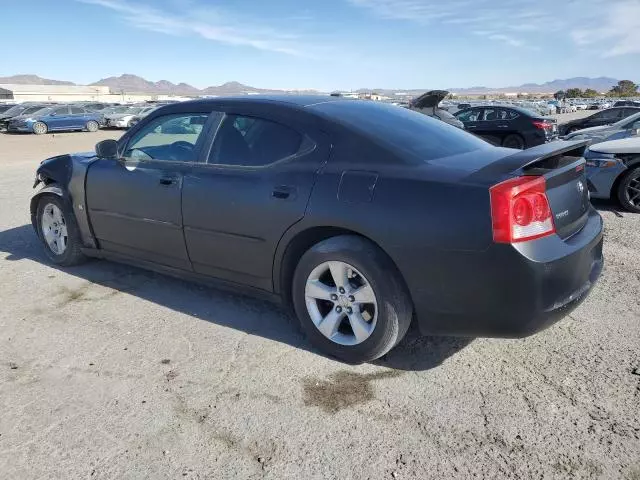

[0,130,639,480]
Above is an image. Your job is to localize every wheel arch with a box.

[30,185,66,231]
[612,157,640,201]
[274,224,413,310]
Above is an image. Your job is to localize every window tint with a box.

[498,109,518,120]
[313,101,490,163]
[124,113,209,162]
[209,115,302,166]
[596,109,622,121]
[53,107,69,115]
[455,109,482,122]
[70,107,85,114]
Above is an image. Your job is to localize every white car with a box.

[574,103,589,110]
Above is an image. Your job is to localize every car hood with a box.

[410,90,449,109]
[588,137,640,154]
[564,124,611,139]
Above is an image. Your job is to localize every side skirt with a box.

[81,247,282,305]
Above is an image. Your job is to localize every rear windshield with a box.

[312,101,490,162]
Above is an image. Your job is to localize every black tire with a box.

[85,120,99,132]
[32,121,48,135]
[617,166,640,213]
[291,235,413,363]
[36,195,86,266]
[502,134,525,150]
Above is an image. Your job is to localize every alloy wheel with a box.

[626,175,640,208]
[304,261,378,346]
[41,203,68,255]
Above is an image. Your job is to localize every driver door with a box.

[85,111,214,270]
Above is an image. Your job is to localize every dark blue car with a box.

[7,105,103,134]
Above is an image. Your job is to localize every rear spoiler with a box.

[468,140,588,182]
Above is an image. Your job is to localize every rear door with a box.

[182,109,330,291]
[69,106,89,128]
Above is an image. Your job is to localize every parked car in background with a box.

[126,106,161,129]
[583,136,640,212]
[30,97,603,363]
[563,112,640,143]
[0,104,17,114]
[0,103,52,130]
[77,102,116,112]
[574,103,589,110]
[559,107,640,136]
[613,100,640,108]
[409,90,464,128]
[7,105,102,134]
[104,106,157,129]
[454,105,557,149]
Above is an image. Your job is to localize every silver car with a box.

[565,112,640,144]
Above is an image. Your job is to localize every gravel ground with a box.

[0,131,638,480]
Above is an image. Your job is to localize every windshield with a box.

[2,105,29,116]
[22,106,48,115]
[29,107,54,116]
[312,101,490,162]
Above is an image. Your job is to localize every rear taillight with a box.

[490,176,556,243]
[532,121,551,130]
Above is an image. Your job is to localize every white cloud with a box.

[570,1,640,57]
[348,0,640,56]
[78,0,304,56]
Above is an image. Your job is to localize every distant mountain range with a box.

[0,74,318,96]
[0,74,623,96]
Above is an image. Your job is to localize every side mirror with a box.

[95,139,118,159]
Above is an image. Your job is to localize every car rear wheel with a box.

[85,120,99,132]
[502,134,525,150]
[32,122,48,135]
[617,166,640,213]
[292,235,412,363]
[36,195,86,266]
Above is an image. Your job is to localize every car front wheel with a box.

[36,195,86,266]
[292,235,412,363]
[617,166,640,213]
[32,122,48,135]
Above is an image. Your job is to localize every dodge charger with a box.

[30,96,604,363]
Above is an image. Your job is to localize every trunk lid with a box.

[470,140,591,239]
[410,90,449,109]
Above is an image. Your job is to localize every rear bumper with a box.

[409,207,604,337]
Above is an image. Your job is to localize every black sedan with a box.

[30,97,603,363]
[559,106,640,136]
[454,105,557,149]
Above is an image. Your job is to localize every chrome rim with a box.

[304,261,378,346]
[627,175,640,207]
[33,122,46,134]
[87,121,98,132]
[41,203,68,255]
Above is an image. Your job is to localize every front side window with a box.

[70,107,84,114]
[209,115,302,167]
[53,107,69,116]
[123,113,209,162]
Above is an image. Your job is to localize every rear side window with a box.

[597,109,623,121]
[70,107,84,114]
[53,107,69,115]
[209,115,302,167]
[314,102,489,162]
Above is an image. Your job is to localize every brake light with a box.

[490,176,555,243]
[532,121,551,130]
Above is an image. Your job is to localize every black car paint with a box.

[454,106,555,149]
[559,107,640,136]
[31,96,603,338]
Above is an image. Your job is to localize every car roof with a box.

[177,95,344,109]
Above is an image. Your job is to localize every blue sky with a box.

[2,0,640,90]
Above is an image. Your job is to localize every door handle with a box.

[272,186,296,200]
[159,176,177,186]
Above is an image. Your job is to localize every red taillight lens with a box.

[490,176,556,243]
[532,121,551,130]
